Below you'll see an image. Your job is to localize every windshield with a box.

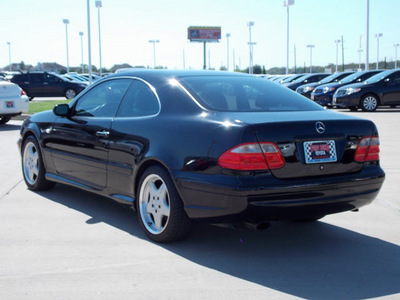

[178,75,323,112]
[291,74,310,83]
[365,70,393,84]
[319,73,341,84]
[340,72,362,84]
[281,74,302,83]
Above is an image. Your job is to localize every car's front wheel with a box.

[360,94,378,112]
[0,116,12,124]
[137,166,191,243]
[64,88,77,99]
[22,136,56,191]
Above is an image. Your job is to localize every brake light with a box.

[354,136,380,162]
[218,142,285,170]
[20,89,26,96]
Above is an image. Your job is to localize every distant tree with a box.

[19,61,26,70]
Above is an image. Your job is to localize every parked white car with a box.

[0,81,29,124]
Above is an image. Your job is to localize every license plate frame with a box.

[303,140,337,164]
[5,101,15,109]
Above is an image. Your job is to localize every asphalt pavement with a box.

[1,110,399,300]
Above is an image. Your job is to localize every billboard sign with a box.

[188,26,221,42]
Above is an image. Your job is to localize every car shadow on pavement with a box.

[0,124,21,132]
[36,183,400,300]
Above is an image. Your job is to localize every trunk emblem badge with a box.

[315,122,325,134]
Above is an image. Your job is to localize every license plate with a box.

[5,101,15,108]
[304,140,337,164]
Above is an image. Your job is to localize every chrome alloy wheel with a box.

[138,174,171,235]
[362,95,378,111]
[23,141,39,185]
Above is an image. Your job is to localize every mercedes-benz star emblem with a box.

[315,122,325,134]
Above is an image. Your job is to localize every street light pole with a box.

[95,0,103,76]
[375,33,383,70]
[284,0,294,74]
[395,44,399,69]
[148,40,159,69]
[247,21,255,74]
[79,32,84,73]
[366,0,369,70]
[334,39,341,72]
[358,49,363,70]
[226,33,231,71]
[63,19,70,73]
[87,0,92,84]
[307,44,315,73]
[6,42,11,71]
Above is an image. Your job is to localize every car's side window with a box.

[31,74,44,83]
[73,79,132,117]
[116,80,160,117]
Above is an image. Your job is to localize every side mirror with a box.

[53,103,70,117]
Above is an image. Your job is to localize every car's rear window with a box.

[178,75,323,112]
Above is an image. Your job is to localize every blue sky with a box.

[1,0,399,71]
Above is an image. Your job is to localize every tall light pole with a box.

[226,33,231,71]
[375,33,383,70]
[6,42,11,71]
[148,40,159,68]
[334,39,341,72]
[358,48,363,70]
[247,21,255,74]
[79,32,84,73]
[95,0,103,76]
[366,0,369,70]
[307,44,315,73]
[87,0,92,84]
[284,0,294,74]
[395,43,399,69]
[63,19,70,73]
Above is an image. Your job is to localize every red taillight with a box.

[20,89,26,96]
[354,136,380,162]
[218,142,285,170]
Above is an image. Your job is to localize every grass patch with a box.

[28,99,71,115]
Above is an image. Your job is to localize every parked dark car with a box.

[280,73,305,84]
[333,69,400,111]
[283,73,330,90]
[311,70,382,107]
[296,71,354,98]
[11,71,87,100]
[18,70,385,243]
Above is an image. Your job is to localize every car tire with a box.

[22,136,56,191]
[137,166,191,243]
[64,88,77,99]
[0,116,12,124]
[360,94,378,112]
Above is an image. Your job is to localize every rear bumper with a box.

[175,166,385,222]
[0,96,29,115]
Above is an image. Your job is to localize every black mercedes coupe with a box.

[18,70,385,243]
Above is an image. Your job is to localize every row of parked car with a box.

[266,69,400,112]
[0,70,106,124]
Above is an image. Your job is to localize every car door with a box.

[28,73,46,96]
[107,79,160,198]
[43,73,65,96]
[381,71,400,105]
[49,78,133,189]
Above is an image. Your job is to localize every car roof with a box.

[107,69,255,82]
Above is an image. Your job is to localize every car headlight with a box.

[323,86,335,93]
[303,86,315,93]
[345,87,361,95]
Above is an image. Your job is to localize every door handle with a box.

[96,130,110,138]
